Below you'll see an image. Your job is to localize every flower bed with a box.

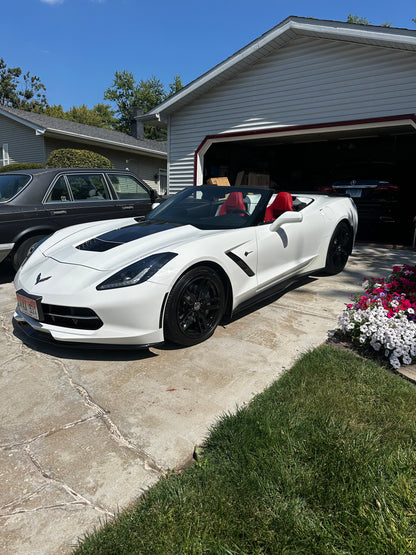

[338,264,416,369]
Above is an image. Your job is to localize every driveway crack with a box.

[32,353,164,474]
[0,415,99,450]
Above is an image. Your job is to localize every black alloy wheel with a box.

[324,221,353,275]
[164,266,225,346]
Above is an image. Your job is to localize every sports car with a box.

[13,185,358,348]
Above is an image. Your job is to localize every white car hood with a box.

[41,220,221,271]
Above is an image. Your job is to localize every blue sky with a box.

[1,0,415,111]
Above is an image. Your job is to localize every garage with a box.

[139,16,416,244]
[201,118,416,242]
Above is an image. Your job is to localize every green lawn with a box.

[75,345,416,554]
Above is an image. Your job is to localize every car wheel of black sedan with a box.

[164,266,225,346]
[324,221,353,275]
[12,234,47,271]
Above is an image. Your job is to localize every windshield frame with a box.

[146,186,274,230]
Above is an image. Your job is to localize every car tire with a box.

[12,235,46,271]
[164,266,225,346]
[324,221,353,275]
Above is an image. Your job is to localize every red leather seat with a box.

[219,191,246,216]
[264,192,293,222]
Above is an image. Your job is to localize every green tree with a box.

[0,58,48,110]
[168,74,183,98]
[346,14,391,27]
[92,103,117,129]
[42,103,116,129]
[347,13,371,25]
[104,71,183,138]
[103,70,138,133]
[42,104,66,118]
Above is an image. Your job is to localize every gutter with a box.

[44,128,167,159]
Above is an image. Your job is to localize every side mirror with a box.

[270,211,303,232]
[150,188,158,202]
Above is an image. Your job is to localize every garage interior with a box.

[203,126,416,245]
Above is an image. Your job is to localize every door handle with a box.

[121,205,134,210]
[50,210,67,215]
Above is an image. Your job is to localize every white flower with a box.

[338,285,416,369]
[390,355,401,369]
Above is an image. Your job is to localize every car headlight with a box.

[96,252,177,290]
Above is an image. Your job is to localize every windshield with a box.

[147,186,273,229]
[0,174,31,202]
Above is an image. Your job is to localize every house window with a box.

[1,144,10,167]
[159,169,167,195]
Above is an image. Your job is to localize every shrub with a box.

[0,162,45,172]
[46,149,113,168]
[338,264,416,369]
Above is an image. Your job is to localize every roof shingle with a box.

[0,105,167,156]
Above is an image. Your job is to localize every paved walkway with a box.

[0,245,414,554]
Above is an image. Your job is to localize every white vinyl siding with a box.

[168,37,416,192]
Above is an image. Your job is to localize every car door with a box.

[44,172,123,229]
[105,173,154,217]
[255,203,323,292]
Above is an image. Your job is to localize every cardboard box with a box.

[207,177,231,187]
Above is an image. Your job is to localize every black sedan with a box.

[319,178,409,242]
[0,168,161,269]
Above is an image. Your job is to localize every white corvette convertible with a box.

[13,185,358,348]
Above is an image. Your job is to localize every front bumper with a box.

[13,280,168,347]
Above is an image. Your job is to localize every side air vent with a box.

[225,251,255,277]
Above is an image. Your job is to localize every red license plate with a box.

[16,291,41,320]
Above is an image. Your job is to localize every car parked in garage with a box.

[0,168,161,269]
[318,177,405,241]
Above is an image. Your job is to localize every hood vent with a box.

[76,221,181,252]
[77,237,118,252]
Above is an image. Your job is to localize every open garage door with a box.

[200,117,416,245]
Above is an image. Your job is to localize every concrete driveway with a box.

[0,245,414,554]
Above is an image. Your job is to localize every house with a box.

[139,16,416,209]
[0,105,168,193]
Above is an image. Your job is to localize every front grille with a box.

[41,304,103,330]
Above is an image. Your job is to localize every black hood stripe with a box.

[76,221,182,252]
